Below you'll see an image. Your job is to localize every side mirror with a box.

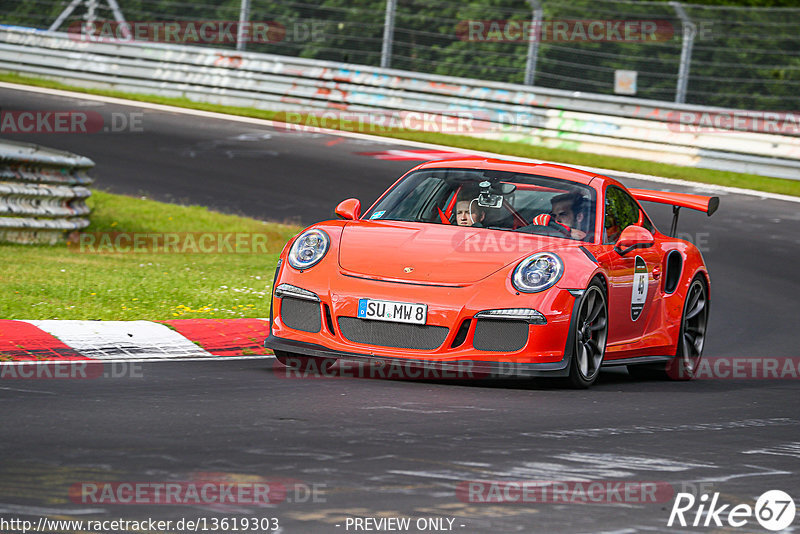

[335,198,361,220]
[614,226,654,256]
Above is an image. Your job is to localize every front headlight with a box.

[512,252,563,293]
[287,229,330,270]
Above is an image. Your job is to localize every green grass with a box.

[2,71,799,197]
[0,190,301,320]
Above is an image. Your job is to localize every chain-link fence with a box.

[1,0,798,110]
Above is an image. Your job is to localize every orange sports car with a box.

[264,158,718,387]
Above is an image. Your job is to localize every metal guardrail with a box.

[0,139,93,244]
[0,26,798,180]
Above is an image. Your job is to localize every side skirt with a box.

[602,355,674,367]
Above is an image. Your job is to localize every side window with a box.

[604,186,641,243]
[390,177,445,221]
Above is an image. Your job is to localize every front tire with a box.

[567,280,608,388]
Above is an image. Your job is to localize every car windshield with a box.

[363,168,597,241]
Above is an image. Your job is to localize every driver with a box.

[455,198,485,227]
[532,192,588,240]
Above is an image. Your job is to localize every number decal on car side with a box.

[631,255,648,321]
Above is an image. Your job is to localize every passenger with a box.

[455,198,485,227]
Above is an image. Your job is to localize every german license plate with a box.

[357,298,427,325]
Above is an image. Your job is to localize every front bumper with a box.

[267,255,581,372]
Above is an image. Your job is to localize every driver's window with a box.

[604,186,640,244]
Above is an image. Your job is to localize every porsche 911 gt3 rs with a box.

[264,158,718,388]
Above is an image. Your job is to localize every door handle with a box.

[652,266,661,279]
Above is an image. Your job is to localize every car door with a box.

[600,185,662,351]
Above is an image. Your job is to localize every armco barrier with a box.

[0,26,798,180]
[0,139,93,244]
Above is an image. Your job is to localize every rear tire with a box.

[666,276,708,380]
[567,280,608,388]
[627,275,708,381]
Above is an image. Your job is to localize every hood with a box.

[337,221,568,284]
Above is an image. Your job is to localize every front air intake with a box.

[472,319,529,352]
[281,297,322,333]
[338,317,448,350]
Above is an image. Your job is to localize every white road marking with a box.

[743,442,800,459]
[0,386,57,394]
[690,466,792,483]
[0,503,105,515]
[387,470,464,480]
[534,418,800,439]
[553,453,714,472]
[362,406,453,414]
[25,320,214,359]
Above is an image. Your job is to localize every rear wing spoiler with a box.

[628,188,719,236]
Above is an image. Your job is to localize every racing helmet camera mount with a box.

[477,180,503,209]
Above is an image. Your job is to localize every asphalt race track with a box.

[2,85,800,533]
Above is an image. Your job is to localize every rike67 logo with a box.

[668,490,796,531]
